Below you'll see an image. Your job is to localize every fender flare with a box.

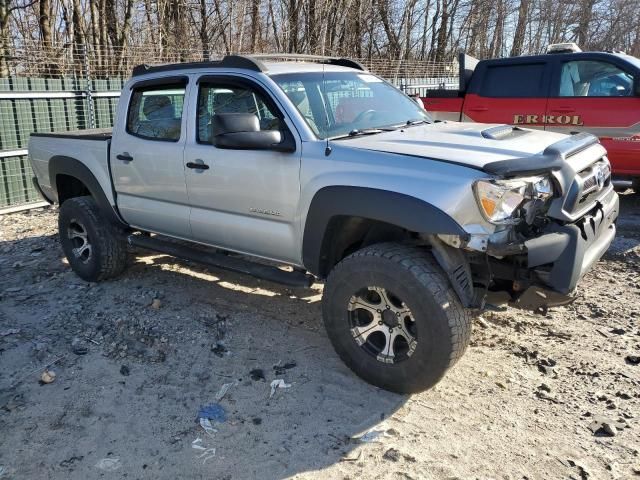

[302,186,468,277]
[49,155,127,227]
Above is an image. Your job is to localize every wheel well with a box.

[56,174,90,204]
[317,216,415,278]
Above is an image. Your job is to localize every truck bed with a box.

[30,128,112,141]
[29,128,114,205]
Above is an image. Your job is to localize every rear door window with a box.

[480,63,547,97]
[127,86,185,141]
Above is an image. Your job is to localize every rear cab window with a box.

[479,63,548,97]
[127,83,186,141]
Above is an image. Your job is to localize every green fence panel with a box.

[30,78,52,135]
[65,78,83,130]
[1,76,124,208]
[0,100,18,150]
[46,78,68,132]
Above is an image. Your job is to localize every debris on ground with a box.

[273,360,297,375]
[119,365,130,376]
[150,298,162,310]
[39,369,56,384]
[340,450,362,462]
[0,328,20,336]
[351,426,391,444]
[199,418,217,435]
[249,369,265,381]
[588,418,627,437]
[211,342,228,357]
[197,404,226,424]
[71,337,88,355]
[214,382,235,401]
[626,355,640,365]
[269,379,291,398]
[94,457,121,472]
[383,448,401,462]
[192,438,216,464]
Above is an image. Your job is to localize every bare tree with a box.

[2,0,640,78]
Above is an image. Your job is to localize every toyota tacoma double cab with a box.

[422,44,640,189]
[29,55,619,393]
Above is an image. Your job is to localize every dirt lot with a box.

[1,192,639,480]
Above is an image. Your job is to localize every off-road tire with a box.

[322,242,471,393]
[58,196,128,282]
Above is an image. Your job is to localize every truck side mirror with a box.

[210,113,294,152]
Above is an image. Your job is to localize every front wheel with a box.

[58,196,128,282]
[322,243,471,393]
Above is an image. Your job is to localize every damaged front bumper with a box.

[489,187,619,312]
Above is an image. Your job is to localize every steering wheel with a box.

[352,109,378,125]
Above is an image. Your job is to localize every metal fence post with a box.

[83,44,96,129]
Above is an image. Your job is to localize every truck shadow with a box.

[0,229,406,479]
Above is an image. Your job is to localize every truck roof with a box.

[480,50,639,67]
[132,55,366,78]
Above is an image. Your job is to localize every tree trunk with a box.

[39,0,59,75]
[576,0,596,48]
[489,0,505,57]
[434,0,448,62]
[287,0,298,52]
[0,0,9,77]
[510,0,530,56]
[250,0,260,51]
[212,0,230,54]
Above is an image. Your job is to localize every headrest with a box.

[143,95,173,119]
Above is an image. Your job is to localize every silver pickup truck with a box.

[29,55,619,393]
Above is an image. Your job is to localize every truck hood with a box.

[339,122,569,170]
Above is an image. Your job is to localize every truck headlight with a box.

[474,176,553,224]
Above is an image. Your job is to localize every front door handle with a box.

[468,106,488,112]
[186,161,210,170]
[116,153,133,161]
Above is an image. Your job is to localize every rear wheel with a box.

[322,243,471,393]
[58,196,128,282]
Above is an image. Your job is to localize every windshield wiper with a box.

[383,119,429,130]
[332,128,384,140]
[349,128,384,136]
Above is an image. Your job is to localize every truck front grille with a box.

[577,160,611,203]
[566,158,612,216]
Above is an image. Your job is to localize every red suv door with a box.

[463,60,551,128]
[546,57,640,176]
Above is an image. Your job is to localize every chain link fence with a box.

[0,44,458,210]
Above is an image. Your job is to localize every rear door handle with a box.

[116,153,133,161]
[468,106,488,112]
[551,106,575,112]
[186,161,210,170]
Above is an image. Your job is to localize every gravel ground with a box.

[0,192,639,480]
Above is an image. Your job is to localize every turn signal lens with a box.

[474,179,527,224]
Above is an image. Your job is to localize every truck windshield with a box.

[272,71,431,139]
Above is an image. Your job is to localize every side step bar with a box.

[128,234,314,288]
